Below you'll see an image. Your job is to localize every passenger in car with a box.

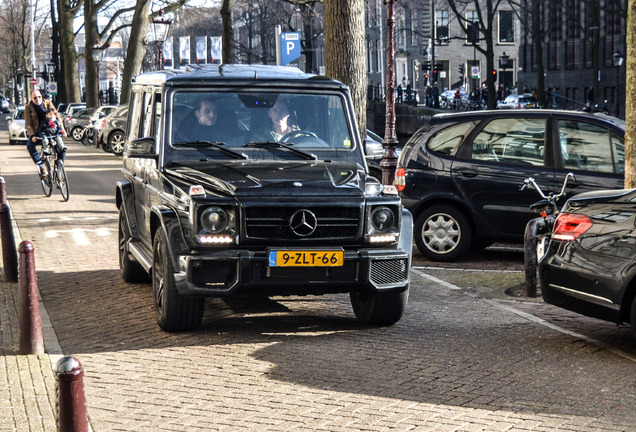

[177,99,239,144]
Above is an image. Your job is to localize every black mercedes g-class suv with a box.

[116,64,412,331]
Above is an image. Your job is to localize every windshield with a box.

[166,90,360,164]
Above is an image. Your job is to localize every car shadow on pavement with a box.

[31,267,636,426]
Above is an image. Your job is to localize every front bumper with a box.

[173,248,411,297]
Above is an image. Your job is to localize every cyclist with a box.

[38,107,67,163]
[24,89,66,177]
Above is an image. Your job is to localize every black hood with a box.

[163,160,367,198]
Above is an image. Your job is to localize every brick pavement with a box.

[2,139,636,431]
[1,206,59,432]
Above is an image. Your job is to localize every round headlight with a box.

[201,207,228,233]
[371,207,395,232]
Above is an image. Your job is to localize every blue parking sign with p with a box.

[281,32,301,65]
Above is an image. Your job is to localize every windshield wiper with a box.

[244,141,317,160]
[172,140,247,159]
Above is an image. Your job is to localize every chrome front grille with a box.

[245,206,361,240]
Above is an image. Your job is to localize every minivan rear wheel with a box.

[414,205,472,261]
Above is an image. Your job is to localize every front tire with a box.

[153,229,204,332]
[350,287,409,325]
[414,205,472,261]
[55,161,70,201]
[71,126,84,141]
[109,131,125,155]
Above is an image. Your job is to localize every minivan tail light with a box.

[394,168,406,191]
[552,213,593,241]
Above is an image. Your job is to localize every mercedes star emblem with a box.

[289,209,318,237]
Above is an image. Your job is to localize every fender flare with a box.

[399,208,414,267]
[116,180,139,239]
[150,205,188,272]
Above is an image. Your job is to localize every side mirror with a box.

[127,137,158,160]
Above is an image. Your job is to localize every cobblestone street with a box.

[2,137,636,431]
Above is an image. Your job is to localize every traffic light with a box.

[421,61,431,71]
[433,68,439,82]
[458,64,465,82]
[424,73,429,81]
[492,69,497,80]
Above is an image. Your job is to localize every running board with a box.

[128,241,153,272]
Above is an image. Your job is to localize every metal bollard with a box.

[0,176,6,204]
[56,356,89,432]
[0,203,18,282]
[18,241,44,354]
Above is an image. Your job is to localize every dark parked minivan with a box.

[396,110,625,261]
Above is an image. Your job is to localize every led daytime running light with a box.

[198,235,234,244]
[369,234,398,243]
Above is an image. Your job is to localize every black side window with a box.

[471,118,546,166]
[427,122,473,156]
[558,120,621,174]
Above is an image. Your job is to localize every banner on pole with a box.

[163,36,174,69]
[210,36,222,64]
[179,36,191,67]
[196,36,207,64]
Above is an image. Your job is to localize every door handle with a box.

[461,170,478,178]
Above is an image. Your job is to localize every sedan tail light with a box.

[394,168,406,191]
[552,213,593,241]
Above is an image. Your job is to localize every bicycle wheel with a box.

[55,160,70,201]
[40,159,53,197]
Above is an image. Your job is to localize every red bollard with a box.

[18,241,44,354]
[0,203,18,282]
[0,176,6,204]
[56,356,89,432]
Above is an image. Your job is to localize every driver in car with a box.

[266,99,299,141]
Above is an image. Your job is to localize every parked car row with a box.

[395,108,636,339]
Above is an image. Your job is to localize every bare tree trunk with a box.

[221,0,234,63]
[58,0,80,102]
[625,0,636,188]
[324,0,366,135]
[84,0,99,108]
[119,0,151,105]
[532,0,545,107]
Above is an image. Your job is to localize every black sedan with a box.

[539,188,636,338]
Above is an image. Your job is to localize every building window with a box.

[376,40,382,74]
[499,10,514,43]
[367,40,373,73]
[466,10,479,43]
[397,9,406,49]
[410,10,418,45]
[436,10,449,42]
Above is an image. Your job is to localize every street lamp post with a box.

[91,43,106,106]
[381,0,399,186]
[499,52,509,97]
[150,10,173,70]
[613,50,624,118]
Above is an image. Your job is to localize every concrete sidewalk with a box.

[1,202,67,432]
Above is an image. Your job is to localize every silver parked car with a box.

[497,93,539,109]
[97,105,128,155]
[5,107,27,145]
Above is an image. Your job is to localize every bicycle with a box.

[520,172,575,296]
[35,136,70,201]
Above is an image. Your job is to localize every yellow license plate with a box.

[268,250,344,267]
